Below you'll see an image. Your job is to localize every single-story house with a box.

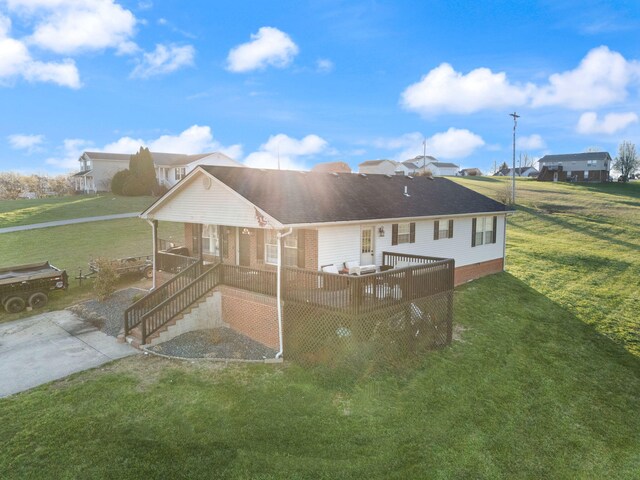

[127,166,512,357]
[424,161,460,176]
[493,166,538,178]
[537,152,611,182]
[71,151,241,193]
[358,159,399,175]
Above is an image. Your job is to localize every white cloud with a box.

[7,0,138,55]
[401,46,640,115]
[372,129,485,160]
[130,43,195,78]
[517,134,545,150]
[401,63,534,115]
[0,16,81,88]
[45,138,93,170]
[244,133,327,170]
[576,111,639,135]
[532,46,640,109]
[8,133,44,151]
[227,27,299,73]
[103,125,243,159]
[316,58,334,73]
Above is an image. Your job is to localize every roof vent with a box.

[385,174,392,178]
[404,186,410,197]
[427,176,435,181]
[359,173,367,178]
[298,171,306,175]
[331,172,339,177]
[407,175,413,179]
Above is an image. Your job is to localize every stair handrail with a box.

[124,260,203,336]
[139,263,222,344]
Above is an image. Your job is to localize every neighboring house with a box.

[358,159,399,175]
[131,166,511,354]
[424,161,460,176]
[537,152,611,182]
[71,151,241,193]
[493,166,538,178]
[460,168,483,176]
[311,161,352,173]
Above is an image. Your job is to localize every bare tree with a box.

[0,172,24,199]
[519,153,536,168]
[614,141,638,182]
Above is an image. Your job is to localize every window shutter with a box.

[492,216,498,244]
[409,222,416,243]
[256,229,264,260]
[391,224,398,246]
[471,218,477,247]
[448,219,454,239]
[434,220,440,240]
[222,228,229,257]
[297,230,306,268]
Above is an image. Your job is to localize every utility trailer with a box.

[0,262,68,313]
[79,255,154,281]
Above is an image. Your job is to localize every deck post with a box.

[152,220,158,290]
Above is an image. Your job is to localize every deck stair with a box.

[124,261,222,346]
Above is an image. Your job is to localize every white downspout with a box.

[275,228,293,359]
[502,214,508,271]
[146,219,157,290]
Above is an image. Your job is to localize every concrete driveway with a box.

[0,310,138,398]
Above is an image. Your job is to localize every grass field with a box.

[0,218,183,321]
[0,179,639,478]
[0,194,156,228]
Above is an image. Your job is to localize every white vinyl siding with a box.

[317,216,505,271]
[148,172,274,228]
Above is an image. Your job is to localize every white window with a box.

[397,222,411,244]
[438,220,452,239]
[584,171,589,179]
[567,170,572,176]
[265,230,278,265]
[473,217,495,246]
[175,167,186,181]
[163,168,169,181]
[265,230,297,266]
[202,225,219,256]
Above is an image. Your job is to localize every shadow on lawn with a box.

[517,204,640,252]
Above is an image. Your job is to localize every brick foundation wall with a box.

[454,258,504,286]
[219,285,279,349]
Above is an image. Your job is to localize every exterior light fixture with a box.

[242,228,251,235]
[378,226,385,237]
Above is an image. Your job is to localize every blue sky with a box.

[1,0,639,174]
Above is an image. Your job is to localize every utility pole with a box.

[509,112,520,204]
[422,138,427,171]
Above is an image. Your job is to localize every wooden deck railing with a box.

[382,251,446,268]
[220,264,277,297]
[283,257,454,315]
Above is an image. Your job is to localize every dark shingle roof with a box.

[538,152,611,163]
[200,166,510,225]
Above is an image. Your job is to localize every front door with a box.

[360,227,374,265]
[239,230,251,266]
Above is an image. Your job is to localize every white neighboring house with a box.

[424,161,460,176]
[71,151,241,193]
[358,159,399,175]
[493,166,538,178]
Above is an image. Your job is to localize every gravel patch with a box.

[148,327,277,360]
[69,288,147,337]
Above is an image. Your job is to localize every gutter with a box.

[145,219,157,290]
[275,228,293,359]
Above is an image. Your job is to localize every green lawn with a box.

[0,218,184,321]
[0,179,639,478]
[0,194,156,228]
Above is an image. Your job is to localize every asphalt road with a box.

[0,212,139,234]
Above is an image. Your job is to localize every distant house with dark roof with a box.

[493,166,538,178]
[424,161,459,177]
[72,151,241,193]
[537,152,611,182]
[357,159,398,175]
[133,166,511,352]
[460,168,483,177]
